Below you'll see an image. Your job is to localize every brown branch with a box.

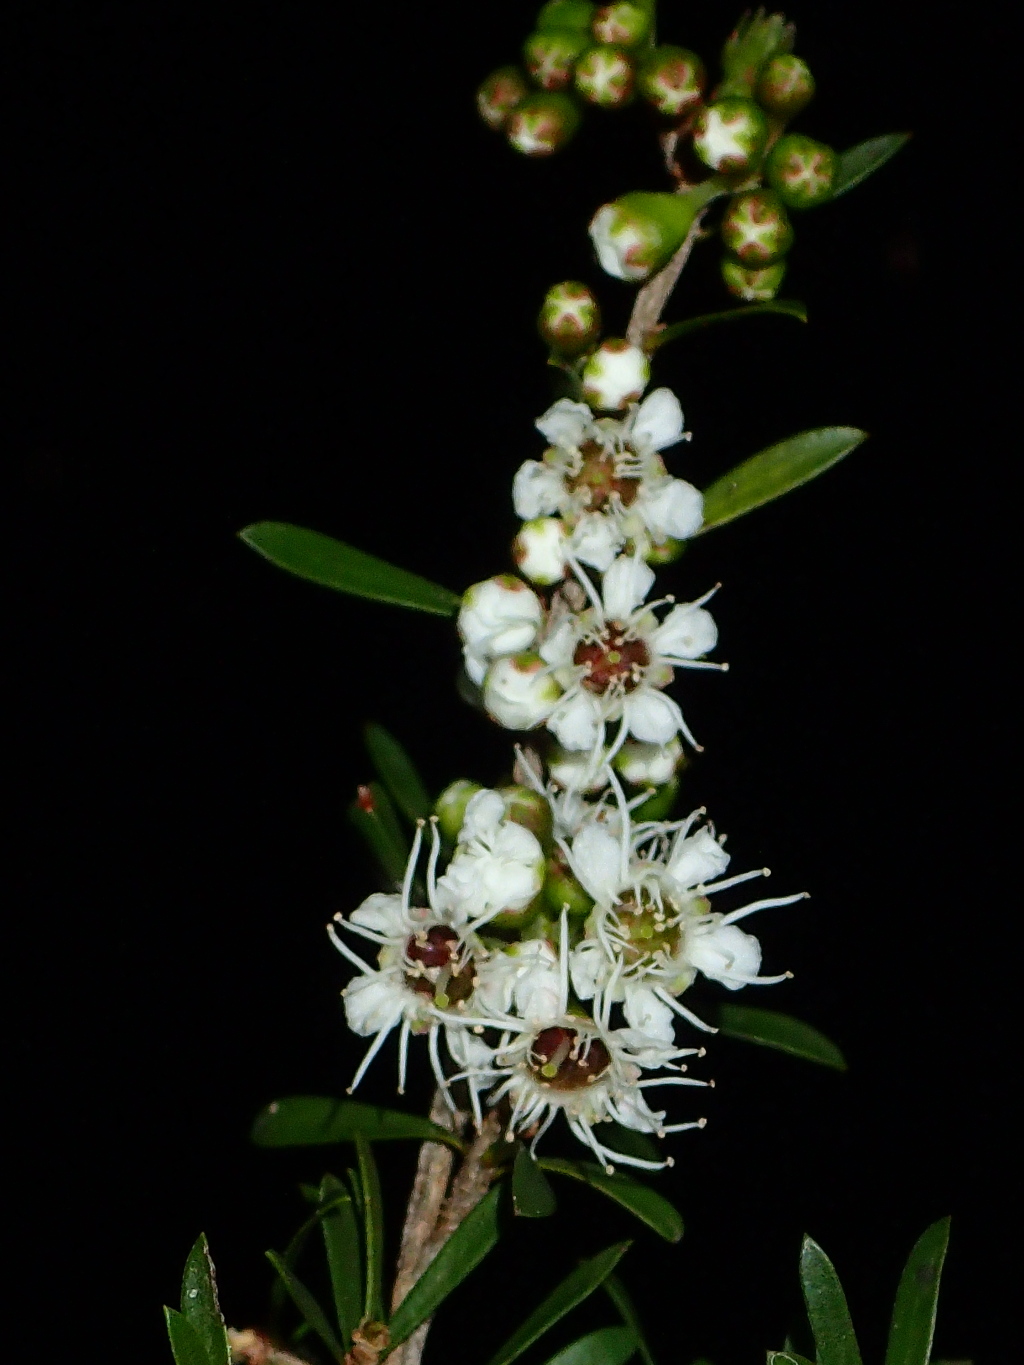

[389,1092,464,1318]
[626,208,711,350]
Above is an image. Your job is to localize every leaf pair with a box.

[164,1235,230,1365]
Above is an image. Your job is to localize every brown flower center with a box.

[405,927,476,1008]
[574,626,650,694]
[529,1025,612,1091]
[566,440,639,511]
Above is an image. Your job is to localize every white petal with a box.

[513,518,568,587]
[535,397,593,450]
[569,939,606,1001]
[687,921,761,988]
[636,477,704,542]
[464,649,488,686]
[538,617,576,668]
[548,689,602,751]
[614,737,683,787]
[458,576,543,655]
[350,893,405,937]
[484,654,562,730]
[601,555,655,620]
[343,973,407,1036]
[570,823,624,902]
[622,982,676,1043]
[651,602,718,660]
[623,688,681,744]
[459,789,506,843]
[632,387,684,451]
[666,827,730,890]
[571,512,622,571]
[513,460,565,520]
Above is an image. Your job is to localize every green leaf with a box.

[266,1251,345,1362]
[832,133,911,198]
[180,1235,230,1365]
[356,1135,385,1323]
[388,1184,503,1347]
[717,1005,847,1071]
[349,784,409,885]
[319,1174,364,1350]
[238,522,460,616]
[604,1274,656,1365]
[164,1309,213,1365]
[800,1235,862,1365]
[652,300,807,348]
[485,1242,631,1365]
[767,1353,815,1365]
[699,427,867,534]
[364,723,432,824]
[251,1097,464,1151]
[884,1217,951,1365]
[513,1147,557,1218]
[539,1159,683,1243]
[269,1209,320,1320]
[599,1122,664,1170]
[541,1325,639,1365]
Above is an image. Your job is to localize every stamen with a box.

[327,923,375,975]
[426,817,442,907]
[653,986,718,1033]
[402,820,426,912]
[721,892,809,924]
[347,1026,394,1094]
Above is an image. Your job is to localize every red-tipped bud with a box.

[637,45,706,118]
[538,280,602,354]
[575,44,635,107]
[720,189,793,266]
[524,29,591,90]
[721,256,787,302]
[507,93,581,156]
[477,66,530,131]
[592,2,650,46]
[756,54,815,119]
[693,97,769,174]
[766,133,837,208]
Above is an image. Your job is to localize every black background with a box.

[6,2,1011,1362]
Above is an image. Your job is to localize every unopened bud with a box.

[543,847,595,916]
[547,745,607,793]
[484,653,562,730]
[459,574,543,659]
[589,186,715,282]
[720,189,792,266]
[500,785,554,847]
[435,779,483,843]
[513,517,568,585]
[719,10,793,98]
[637,45,706,118]
[508,93,581,156]
[538,0,596,31]
[581,338,650,411]
[592,2,650,46]
[538,280,601,354]
[693,97,769,174]
[575,44,635,108]
[756,54,814,119]
[614,736,685,787]
[766,133,836,208]
[524,30,591,90]
[721,256,787,301]
[477,66,529,131]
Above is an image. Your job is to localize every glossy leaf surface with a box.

[251,1097,464,1150]
[485,1241,631,1365]
[319,1174,363,1349]
[541,1325,639,1365]
[364,723,432,823]
[388,1185,502,1347]
[539,1159,683,1242]
[513,1147,557,1217]
[239,522,460,616]
[266,1252,345,1362]
[356,1136,385,1323]
[165,1309,212,1365]
[885,1217,951,1365]
[604,1274,656,1365]
[717,1004,847,1070]
[180,1235,230,1365]
[653,299,807,348]
[832,133,911,198]
[800,1235,863,1365]
[700,428,867,534]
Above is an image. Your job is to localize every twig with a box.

[626,208,711,350]
[390,1093,464,1314]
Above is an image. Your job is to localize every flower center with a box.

[528,1025,611,1091]
[567,440,639,511]
[574,625,650,694]
[613,898,680,963]
[405,927,476,1008]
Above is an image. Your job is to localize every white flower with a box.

[458,575,543,686]
[581,339,650,411]
[474,937,562,1021]
[435,789,545,929]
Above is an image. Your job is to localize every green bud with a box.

[543,848,595,917]
[693,97,769,174]
[538,280,601,354]
[721,256,787,301]
[538,0,596,32]
[719,9,794,98]
[575,43,635,108]
[507,93,582,156]
[434,779,482,843]
[592,2,650,46]
[720,189,793,266]
[476,66,530,132]
[756,54,814,119]
[524,29,591,90]
[590,183,719,281]
[766,133,837,208]
[628,777,679,822]
[637,45,706,118]
[499,785,554,849]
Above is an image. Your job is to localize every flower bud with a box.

[637,45,705,118]
[476,66,529,131]
[756,54,814,119]
[484,653,562,730]
[720,189,792,266]
[458,574,544,663]
[513,517,568,585]
[538,0,596,31]
[435,778,483,843]
[581,338,650,411]
[500,785,555,847]
[592,2,650,46]
[719,10,793,98]
[575,44,635,108]
[508,93,581,156]
[543,847,595,917]
[693,97,769,174]
[721,256,787,301]
[523,30,591,90]
[547,745,607,793]
[614,736,685,787]
[766,133,837,209]
[538,280,601,354]
[589,187,714,281]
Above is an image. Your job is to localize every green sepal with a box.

[719,10,794,97]
[831,133,911,199]
[716,1004,847,1070]
[800,1235,863,1365]
[651,299,806,349]
[884,1217,951,1365]
[513,1145,558,1217]
[539,1158,683,1242]
[251,1096,465,1150]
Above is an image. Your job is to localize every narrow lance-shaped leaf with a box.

[884,1217,951,1365]
[484,1241,632,1365]
[652,299,807,349]
[716,1004,847,1071]
[356,1135,385,1323]
[270,1209,321,1320]
[164,1309,212,1365]
[698,427,867,534]
[266,1252,345,1363]
[513,1147,557,1218]
[540,1325,640,1365]
[349,783,409,886]
[251,1097,464,1151]
[180,1235,230,1365]
[831,133,911,199]
[364,723,432,823]
[539,1159,683,1243]
[239,522,461,617]
[604,1274,656,1365]
[800,1235,863,1365]
[388,1184,503,1348]
[319,1174,364,1350]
